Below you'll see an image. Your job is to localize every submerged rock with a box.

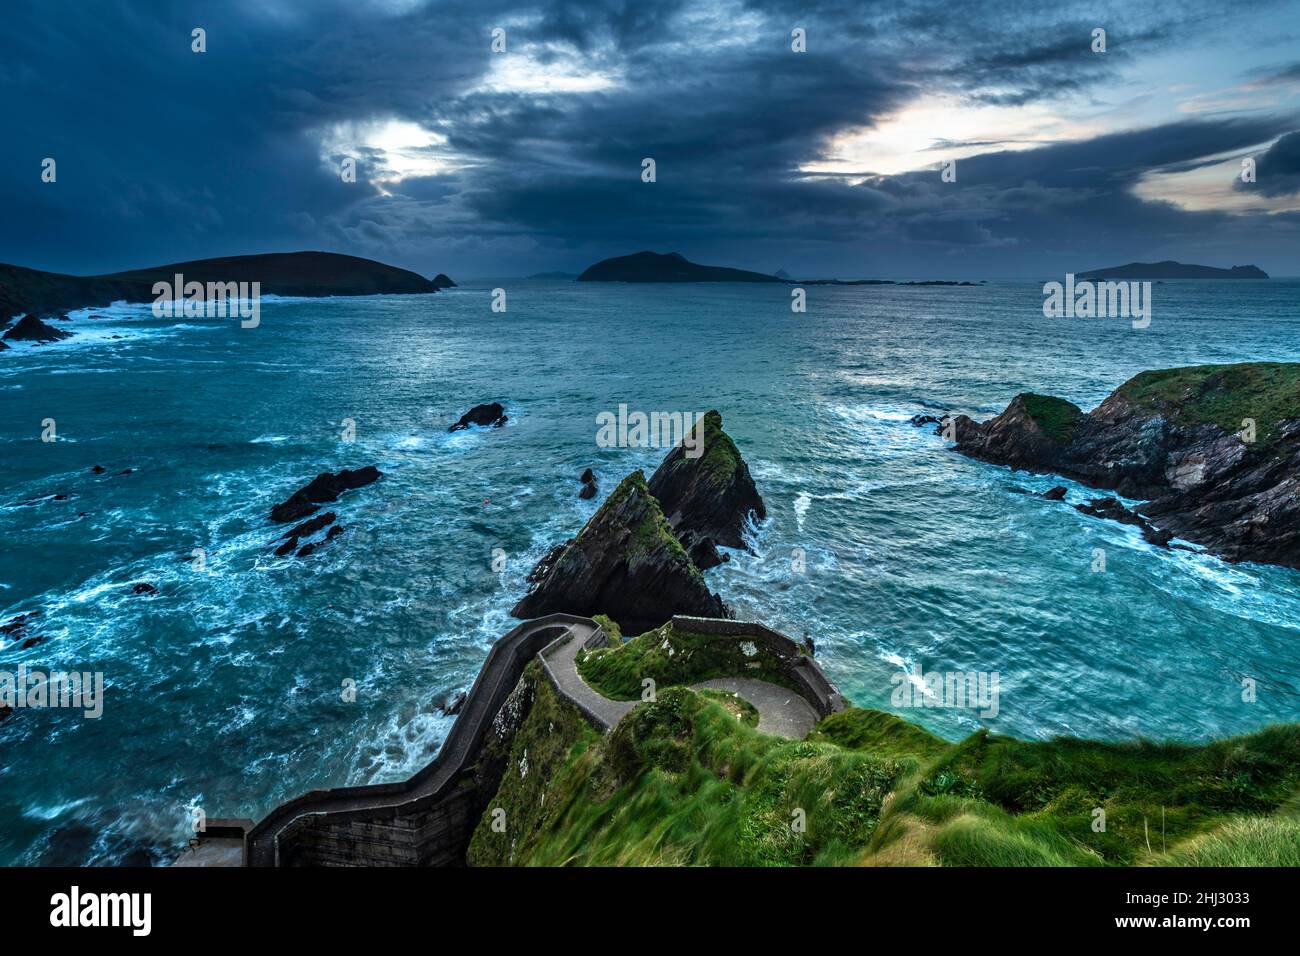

[449,402,507,431]
[131,582,157,595]
[647,410,766,550]
[947,363,1300,566]
[1,611,41,646]
[269,466,381,522]
[283,512,337,540]
[512,470,730,634]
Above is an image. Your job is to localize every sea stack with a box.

[511,471,730,633]
[647,410,766,550]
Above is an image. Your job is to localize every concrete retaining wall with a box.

[241,613,597,867]
[224,613,844,867]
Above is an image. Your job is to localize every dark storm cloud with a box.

[1,0,1298,278]
[1239,131,1300,196]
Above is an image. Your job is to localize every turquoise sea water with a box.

[2,278,1300,864]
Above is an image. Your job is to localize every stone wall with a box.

[670,615,846,717]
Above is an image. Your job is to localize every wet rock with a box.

[442,690,468,716]
[283,512,336,540]
[2,314,72,343]
[91,465,105,474]
[578,478,598,499]
[1042,486,1067,501]
[909,414,942,428]
[326,525,344,540]
[679,529,726,570]
[647,410,766,550]
[269,466,381,522]
[449,402,507,431]
[274,538,299,557]
[947,365,1300,566]
[131,582,157,595]
[579,468,595,483]
[512,470,731,634]
[1,611,41,645]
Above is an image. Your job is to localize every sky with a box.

[3,0,1300,279]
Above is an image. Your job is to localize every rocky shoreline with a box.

[930,363,1300,568]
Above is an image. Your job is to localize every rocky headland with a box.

[0,251,449,348]
[938,363,1300,567]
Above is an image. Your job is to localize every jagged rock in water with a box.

[647,410,765,550]
[679,529,726,570]
[1,611,41,646]
[449,403,507,431]
[268,466,381,522]
[1043,486,1067,501]
[131,582,157,595]
[3,314,72,343]
[512,471,730,633]
[946,363,1300,566]
[283,512,336,540]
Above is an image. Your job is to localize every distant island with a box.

[578,251,783,283]
[578,251,979,286]
[1076,260,1269,280]
[0,251,446,326]
[527,271,579,281]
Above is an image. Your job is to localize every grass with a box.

[469,680,913,866]
[471,625,1300,868]
[1153,815,1300,866]
[576,619,800,700]
[1019,393,1084,443]
[1116,362,1300,446]
[471,676,1300,866]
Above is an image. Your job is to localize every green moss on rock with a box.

[576,620,799,700]
[1020,393,1084,443]
[1117,362,1300,446]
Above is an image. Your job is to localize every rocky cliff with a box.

[648,410,766,550]
[945,363,1300,567]
[511,471,730,633]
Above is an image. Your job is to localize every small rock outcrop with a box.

[269,467,381,523]
[3,314,72,343]
[578,468,598,499]
[647,410,765,550]
[511,471,730,634]
[449,403,507,432]
[1043,486,1067,501]
[432,274,457,289]
[942,363,1300,567]
[1,611,41,647]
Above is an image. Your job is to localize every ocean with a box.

[2,277,1299,865]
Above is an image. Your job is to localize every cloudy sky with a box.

[3,0,1300,278]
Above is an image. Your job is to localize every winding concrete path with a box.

[539,627,819,739]
[692,677,820,739]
